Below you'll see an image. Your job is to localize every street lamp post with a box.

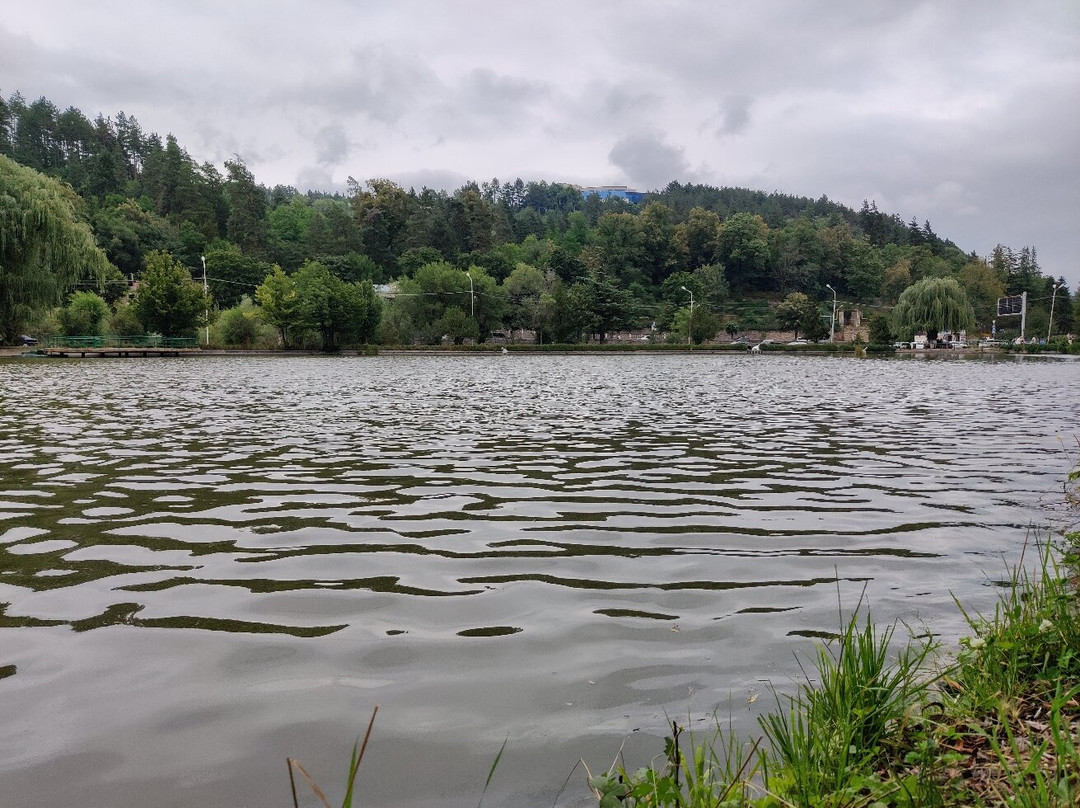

[825,283,837,343]
[680,285,694,346]
[201,254,209,346]
[1047,282,1064,342]
[465,270,475,319]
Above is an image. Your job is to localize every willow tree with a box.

[892,277,975,342]
[0,155,112,341]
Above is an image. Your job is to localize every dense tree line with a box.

[1,90,1074,347]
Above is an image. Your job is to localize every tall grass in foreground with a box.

[759,612,937,806]
[939,536,1080,806]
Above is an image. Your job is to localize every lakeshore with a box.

[5,341,1050,360]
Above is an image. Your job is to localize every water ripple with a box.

[0,353,1076,807]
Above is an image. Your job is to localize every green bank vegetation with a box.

[2,91,1077,350]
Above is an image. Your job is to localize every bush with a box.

[108,302,143,336]
[60,291,109,336]
[212,297,277,349]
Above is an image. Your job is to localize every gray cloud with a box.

[1,1,1077,285]
[288,44,441,125]
[313,123,350,167]
[295,165,341,195]
[608,132,692,191]
[716,95,752,136]
[388,169,474,194]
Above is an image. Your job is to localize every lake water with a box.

[0,352,1077,807]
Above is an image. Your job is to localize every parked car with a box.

[20,334,38,346]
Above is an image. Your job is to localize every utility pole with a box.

[825,284,837,342]
[201,255,209,346]
[1048,282,1064,342]
[1020,291,1027,343]
[680,286,694,347]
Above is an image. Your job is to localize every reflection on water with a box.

[0,353,1076,807]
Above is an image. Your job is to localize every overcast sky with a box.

[4,1,1078,287]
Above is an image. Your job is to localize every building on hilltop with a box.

[577,185,644,204]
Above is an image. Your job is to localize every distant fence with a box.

[40,335,199,349]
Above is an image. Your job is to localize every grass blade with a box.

[477,736,508,808]
[287,758,334,808]
[342,705,379,808]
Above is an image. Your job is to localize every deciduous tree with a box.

[775,292,811,339]
[716,212,769,292]
[132,250,209,336]
[0,155,112,341]
[255,264,299,346]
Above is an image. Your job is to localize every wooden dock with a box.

[29,347,201,358]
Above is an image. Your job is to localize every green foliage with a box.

[203,241,270,308]
[673,305,718,345]
[952,542,1080,712]
[801,303,830,342]
[716,212,769,292]
[291,260,381,349]
[255,265,299,346]
[588,722,760,808]
[892,277,975,341]
[868,313,894,345]
[582,266,636,342]
[267,194,313,269]
[759,611,937,806]
[336,275,381,345]
[773,291,827,341]
[2,90,1070,349]
[131,250,209,337]
[92,198,180,278]
[504,263,560,342]
[957,260,1005,330]
[215,297,270,349]
[0,154,112,341]
[107,301,142,336]
[224,158,267,257]
[59,290,109,336]
[429,305,476,345]
[395,261,505,343]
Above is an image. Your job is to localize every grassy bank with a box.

[584,473,1080,807]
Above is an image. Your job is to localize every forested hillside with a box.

[1,91,1073,347]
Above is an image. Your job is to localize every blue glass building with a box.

[578,185,644,204]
